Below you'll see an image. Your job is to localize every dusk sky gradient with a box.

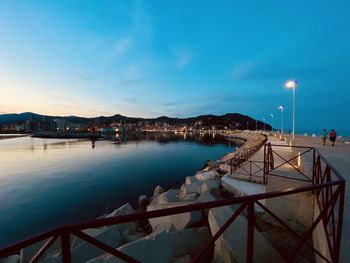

[0,0,349,134]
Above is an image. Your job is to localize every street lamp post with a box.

[278,105,284,134]
[262,118,266,132]
[270,114,274,132]
[285,80,297,141]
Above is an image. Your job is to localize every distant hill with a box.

[0,112,91,124]
[0,112,47,123]
[0,112,271,130]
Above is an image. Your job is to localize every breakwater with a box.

[32,131,102,139]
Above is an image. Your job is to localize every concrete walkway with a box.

[221,135,350,262]
[283,135,350,262]
[223,134,313,224]
[221,134,314,260]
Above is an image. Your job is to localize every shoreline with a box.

[0,135,28,140]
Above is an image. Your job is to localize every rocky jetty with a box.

[221,131,267,163]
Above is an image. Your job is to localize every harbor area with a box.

[0,132,347,263]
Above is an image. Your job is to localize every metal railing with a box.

[229,134,268,183]
[263,144,345,262]
[0,144,345,263]
[229,142,315,185]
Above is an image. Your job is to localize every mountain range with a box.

[0,112,271,130]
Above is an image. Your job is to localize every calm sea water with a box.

[0,133,235,247]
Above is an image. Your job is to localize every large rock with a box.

[208,206,283,263]
[200,179,220,195]
[197,192,217,216]
[106,203,134,218]
[86,227,212,263]
[195,170,219,181]
[105,203,137,236]
[197,191,217,203]
[137,195,150,212]
[179,192,199,202]
[166,227,212,258]
[150,189,180,205]
[86,231,173,263]
[152,223,176,234]
[219,164,231,173]
[185,176,199,185]
[70,225,122,263]
[153,185,165,196]
[147,202,201,230]
[180,181,203,195]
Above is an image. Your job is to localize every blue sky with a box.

[0,0,349,134]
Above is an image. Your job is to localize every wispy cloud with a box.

[120,97,138,103]
[162,101,180,107]
[172,47,193,69]
[114,37,134,57]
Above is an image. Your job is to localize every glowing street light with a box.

[285,80,297,141]
[278,105,284,134]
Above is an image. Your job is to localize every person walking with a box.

[321,128,327,146]
[329,129,337,146]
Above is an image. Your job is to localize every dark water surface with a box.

[0,132,236,246]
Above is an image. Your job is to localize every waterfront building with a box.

[53,119,66,131]
[67,123,83,131]
[15,123,25,132]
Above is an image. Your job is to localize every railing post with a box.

[61,231,71,263]
[312,148,315,185]
[246,202,254,263]
[334,182,345,263]
[230,159,232,175]
[249,162,252,181]
[263,144,267,185]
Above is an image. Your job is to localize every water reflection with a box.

[105,131,230,146]
[0,132,236,246]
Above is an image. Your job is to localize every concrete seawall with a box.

[32,131,102,139]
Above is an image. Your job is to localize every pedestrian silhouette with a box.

[329,129,337,146]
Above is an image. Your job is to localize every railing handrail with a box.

[314,148,345,183]
[266,144,345,182]
[0,178,342,256]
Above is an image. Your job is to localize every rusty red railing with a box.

[0,144,345,263]
[229,134,268,181]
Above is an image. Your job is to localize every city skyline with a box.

[1,0,350,133]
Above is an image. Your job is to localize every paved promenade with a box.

[283,134,350,262]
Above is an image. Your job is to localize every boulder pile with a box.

[221,131,267,163]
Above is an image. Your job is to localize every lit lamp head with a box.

[285,80,297,89]
[278,105,284,111]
